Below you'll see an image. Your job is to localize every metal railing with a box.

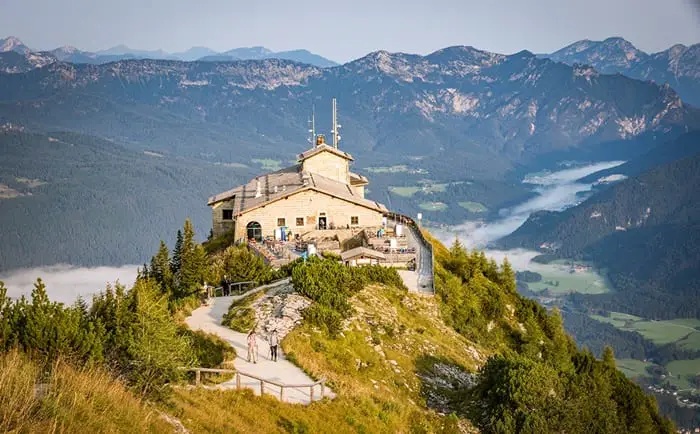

[384,212,435,293]
[179,367,327,402]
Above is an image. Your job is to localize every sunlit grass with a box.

[0,350,171,433]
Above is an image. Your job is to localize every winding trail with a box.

[185,279,333,404]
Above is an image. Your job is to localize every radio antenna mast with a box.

[307,104,316,146]
[332,98,341,148]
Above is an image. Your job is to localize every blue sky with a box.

[2,0,699,62]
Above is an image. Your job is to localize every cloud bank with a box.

[0,264,139,304]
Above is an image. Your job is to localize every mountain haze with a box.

[542,37,700,106]
[0,37,338,68]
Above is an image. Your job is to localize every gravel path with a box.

[184,279,333,404]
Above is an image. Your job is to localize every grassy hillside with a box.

[0,222,674,432]
[164,233,673,433]
[0,350,173,433]
[167,283,479,433]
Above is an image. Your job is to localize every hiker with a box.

[247,330,258,363]
[269,330,279,362]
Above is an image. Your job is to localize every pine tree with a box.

[500,257,516,293]
[176,219,209,297]
[150,240,173,294]
[171,229,183,275]
[602,345,616,369]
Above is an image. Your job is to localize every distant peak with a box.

[513,49,535,58]
[602,37,637,48]
[429,45,487,55]
[669,43,687,52]
[1,36,28,53]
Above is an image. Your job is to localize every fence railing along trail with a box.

[179,367,327,403]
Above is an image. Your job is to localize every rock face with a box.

[418,362,479,415]
[250,282,312,339]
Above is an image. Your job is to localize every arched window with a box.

[246,221,262,242]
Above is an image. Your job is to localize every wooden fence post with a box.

[236,373,241,390]
[310,385,314,402]
[195,369,201,386]
[280,386,284,401]
[321,382,325,398]
[260,380,264,396]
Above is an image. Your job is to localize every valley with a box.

[430,157,700,425]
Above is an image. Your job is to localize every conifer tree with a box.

[602,345,616,369]
[171,229,183,274]
[500,258,516,293]
[176,219,208,297]
[0,281,13,349]
[150,240,173,294]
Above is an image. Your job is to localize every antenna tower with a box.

[307,104,316,146]
[332,98,341,148]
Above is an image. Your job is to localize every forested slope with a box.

[502,143,700,318]
[0,129,251,270]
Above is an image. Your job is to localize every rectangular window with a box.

[277,218,286,227]
[351,216,359,225]
[296,217,304,227]
[222,209,233,220]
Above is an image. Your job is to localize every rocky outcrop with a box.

[250,282,312,340]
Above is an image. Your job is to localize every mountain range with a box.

[0,36,339,68]
[0,36,699,269]
[540,37,700,106]
[3,35,700,105]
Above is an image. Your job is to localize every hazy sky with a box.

[2,0,700,62]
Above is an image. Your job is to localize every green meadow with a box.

[590,314,700,347]
[251,158,282,171]
[419,202,448,211]
[458,201,488,213]
[616,359,654,379]
[526,269,611,295]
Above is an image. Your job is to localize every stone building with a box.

[208,134,387,242]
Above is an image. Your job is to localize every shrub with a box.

[290,257,406,335]
[210,245,275,286]
[222,291,264,333]
[180,328,236,368]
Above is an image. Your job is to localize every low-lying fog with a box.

[0,264,139,304]
[432,161,625,249]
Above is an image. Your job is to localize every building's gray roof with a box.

[208,164,387,215]
[341,246,386,261]
[349,172,369,185]
[298,143,354,162]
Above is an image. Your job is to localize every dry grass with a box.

[0,350,173,433]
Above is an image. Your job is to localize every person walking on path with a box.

[269,330,280,362]
[247,330,258,363]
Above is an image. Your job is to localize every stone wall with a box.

[234,190,383,241]
[211,199,236,237]
[301,151,350,184]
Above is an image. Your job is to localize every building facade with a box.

[208,134,387,242]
